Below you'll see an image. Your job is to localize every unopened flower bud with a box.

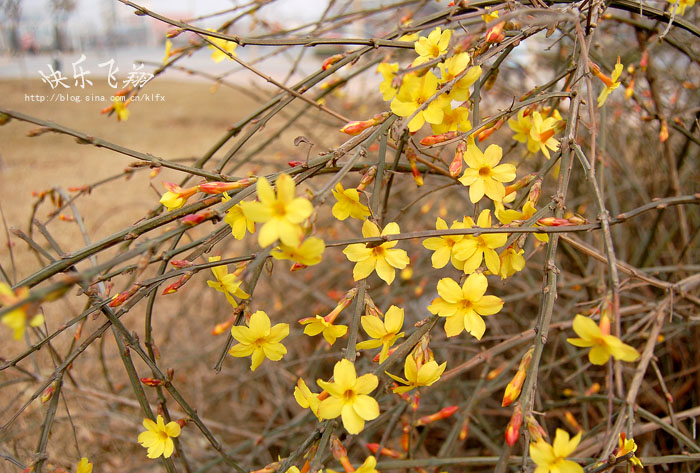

[181,210,215,225]
[366,443,403,459]
[322,54,344,71]
[170,260,193,269]
[416,405,459,426]
[526,415,547,443]
[109,284,140,307]
[162,271,193,295]
[357,166,377,191]
[41,384,56,403]
[449,141,467,177]
[459,419,469,440]
[505,404,522,446]
[419,131,459,146]
[140,377,165,387]
[406,147,423,187]
[502,370,526,407]
[485,21,505,43]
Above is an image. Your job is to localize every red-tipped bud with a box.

[181,210,215,225]
[357,166,377,191]
[170,259,193,269]
[459,419,469,440]
[41,384,55,403]
[528,179,542,204]
[366,443,404,459]
[212,317,236,335]
[373,346,397,362]
[505,404,522,446]
[140,377,165,387]
[287,160,304,167]
[485,21,505,43]
[340,119,374,136]
[585,382,601,396]
[322,54,344,71]
[537,217,572,227]
[162,272,193,295]
[68,185,90,193]
[526,415,547,443]
[166,29,182,38]
[290,262,308,272]
[504,172,536,198]
[406,147,423,187]
[449,141,467,177]
[518,347,534,371]
[487,364,505,380]
[401,424,411,452]
[640,50,648,71]
[416,405,459,426]
[419,131,459,146]
[564,410,582,432]
[659,120,669,143]
[198,178,256,194]
[330,436,348,459]
[502,370,526,407]
[109,284,139,307]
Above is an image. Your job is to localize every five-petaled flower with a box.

[299,314,348,346]
[422,217,467,270]
[1,283,42,340]
[206,256,249,308]
[159,182,199,211]
[413,27,452,66]
[271,237,326,267]
[331,182,371,221]
[207,28,237,62]
[356,305,405,362]
[386,353,446,393]
[223,193,255,240]
[615,432,643,467]
[241,174,313,248]
[452,210,507,275]
[229,310,289,371]
[458,144,516,203]
[317,359,380,434]
[566,314,640,365]
[138,415,181,459]
[390,71,450,133]
[428,273,504,339]
[528,111,560,159]
[529,428,583,473]
[343,220,410,285]
[593,58,624,108]
[377,63,399,101]
[76,457,93,473]
[437,53,482,101]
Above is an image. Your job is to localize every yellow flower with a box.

[138,415,181,459]
[229,310,289,371]
[331,183,370,221]
[616,433,643,467]
[530,428,583,473]
[427,273,504,339]
[430,104,472,135]
[343,220,410,285]
[499,246,526,279]
[482,7,500,22]
[112,98,130,121]
[356,305,405,362]
[437,53,482,101]
[508,109,537,153]
[422,217,466,270]
[355,456,378,473]
[293,378,321,418]
[223,193,255,240]
[0,283,42,340]
[207,29,237,62]
[206,256,249,308]
[386,354,446,394]
[163,39,172,65]
[241,174,313,248]
[159,182,199,211]
[377,63,399,101]
[496,200,548,243]
[76,457,93,473]
[595,58,624,108]
[317,359,380,434]
[529,112,560,159]
[271,237,325,266]
[413,27,452,66]
[452,210,507,275]
[667,0,695,14]
[566,315,640,365]
[458,144,516,203]
[299,314,347,346]
[390,71,450,132]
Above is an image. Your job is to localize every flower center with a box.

[158,430,169,440]
[272,201,287,217]
[343,389,356,402]
[478,166,491,177]
[429,44,441,57]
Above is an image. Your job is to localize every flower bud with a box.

[502,370,526,407]
[485,21,505,43]
[459,419,469,440]
[140,377,165,387]
[181,210,215,225]
[162,272,193,295]
[419,131,459,146]
[366,443,403,459]
[322,54,344,71]
[198,178,256,194]
[170,260,193,269]
[505,404,522,446]
[109,284,140,307]
[357,166,377,191]
[526,415,547,443]
[406,147,423,187]
[416,405,459,426]
[41,384,56,403]
[449,140,467,177]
